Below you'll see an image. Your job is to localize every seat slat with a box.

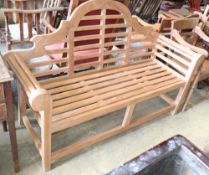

[52,70,171,108]
[52,73,179,115]
[52,78,184,122]
[52,67,168,103]
[47,61,158,94]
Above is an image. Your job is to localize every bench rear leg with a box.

[17,82,27,125]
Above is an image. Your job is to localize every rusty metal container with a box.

[107,135,209,175]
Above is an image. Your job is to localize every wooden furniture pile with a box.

[129,0,162,20]
[4,0,204,171]
[135,8,195,36]
[1,0,64,50]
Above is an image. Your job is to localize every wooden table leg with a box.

[2,121,7,132]
[4,82,20,173]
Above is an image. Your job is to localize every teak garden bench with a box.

[4,0,204,172]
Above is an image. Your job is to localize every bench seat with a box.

[40,59,185,132]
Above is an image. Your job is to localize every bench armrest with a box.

[4,52,52,112]
[171,29,208,58]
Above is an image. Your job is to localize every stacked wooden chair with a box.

[136,15,175,36]
[1,0,64,50]
[135,4,204,37]
[4,0,204,172]
[130,0,162,20]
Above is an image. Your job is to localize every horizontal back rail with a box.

[154,35,202,80]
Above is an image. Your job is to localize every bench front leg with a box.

[29,89,52,171]
[41,107,52,172]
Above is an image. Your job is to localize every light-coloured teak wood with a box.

[2,1,64,50]
[171,16,209,111]
[4,0,204,172]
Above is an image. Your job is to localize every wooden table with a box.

[168,8,192,18]
[160,8,193,21]
[0,54,19,172]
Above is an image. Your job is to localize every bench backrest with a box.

[8,0,203,84]
[12,0,155,79]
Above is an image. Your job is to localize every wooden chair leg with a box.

[2,121,7,132]
[41,110,52,172]
[6,33,12,50]
[17,82,27,125]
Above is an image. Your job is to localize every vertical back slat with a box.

[36,13,41,34]
[99,9,106,70]
[27,14,33,39]
[19,13,24,42]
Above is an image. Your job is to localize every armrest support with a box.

[132,16,159,43]
[132,15,151,27]
[4,52,52,112]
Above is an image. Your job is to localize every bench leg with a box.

[122,104,136,127]
[41,111,52,172]
[17,82,27,125]
[172,86,189,115]
[182,74,200,112]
